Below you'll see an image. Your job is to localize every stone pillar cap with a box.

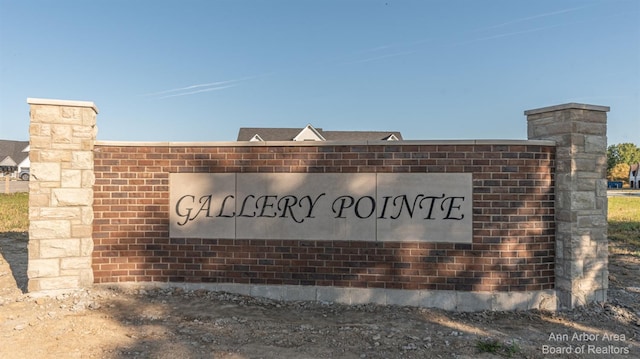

[524,103,609,116]
[27,98,99,114]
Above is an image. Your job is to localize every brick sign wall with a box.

[92,142,555,293]
[26,99,609,311]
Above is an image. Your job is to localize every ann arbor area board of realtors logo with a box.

[169,173,473,243]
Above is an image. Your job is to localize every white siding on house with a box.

[630,163,640,189]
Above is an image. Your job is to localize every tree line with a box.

[607,143,640,183]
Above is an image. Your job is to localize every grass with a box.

[476,339,520,357]
[608,196,640,256]
[0,192,29,233]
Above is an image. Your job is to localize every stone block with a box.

[590,228,607,242]
[52,188,92,206]
[386,289,421,306]
[27,239,40,259]
[27,278,41,292]
[583,259,606,279]
[72,224,93,238]
[491,291,533,311]
[584,135,606,153]
[80,138,95,151]
[61,169,82,188]
[555,240,564,260]
[376,173,473,243]
[81,109,97,126]
[317,287,350,304]
[29,123,50,137]
[554,277,572,292]
[29,220,71,240]
[556,220,572,235]
[569,259,584,277]
[171,172,473,243]
[600,270,609,290]
[595,180,608,197]
[71,151,93,170]
[571,191,595,210]
[592,288,607,302]
[39,149,72,162]
[39,207,81,220]
[38,238,80,258]
[80,238,94,256]
[60,106,80,120]
[250,285,284,300]
[27,258,60,278]
[81,207,94,225]
[73,125,95,138]
[351,288,387,305]
[456,292,492,312]
[31,162,60,182]
[576,121,606,135]
[51,125,73,144]
[81,170,95,187]
[30,105,60,123]
[526,120,550,138]
[573,158,596,172]
[37,276,79,291]
[534,291,558,311]
[78,269,94,287]
[577,214,607,228]
[596,241,608,255]
[214,283,251,296]
[283,285,317,302]
[576,177,597,191]
[60,257,91,270]
[421,290,456,311]
[29,194,51,208]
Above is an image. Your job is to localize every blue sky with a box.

[1,0,638,145]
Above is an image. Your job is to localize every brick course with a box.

[92,143,555,292]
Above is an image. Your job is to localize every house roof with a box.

[237,125,403,141]
[0,140,29,168]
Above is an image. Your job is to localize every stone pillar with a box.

[525,103,609,309]
[27,98,98,293]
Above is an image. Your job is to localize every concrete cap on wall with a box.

[524,103,610,116]
[27,98,99,114]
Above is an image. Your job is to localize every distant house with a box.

[630,163,640,189]
[0,140,30,178]
[237,124,402,142]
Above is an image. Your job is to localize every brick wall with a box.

[92,142,555,292]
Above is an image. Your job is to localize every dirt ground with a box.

[1,232,639,359]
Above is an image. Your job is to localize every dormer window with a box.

[293,124,326,142]
[249,134,264,142]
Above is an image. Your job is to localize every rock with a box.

[402,343,417,350]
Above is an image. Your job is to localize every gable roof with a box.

[237,125,403,141]
[0,140,29,168]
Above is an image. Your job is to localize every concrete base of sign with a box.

[98,282,558,312]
